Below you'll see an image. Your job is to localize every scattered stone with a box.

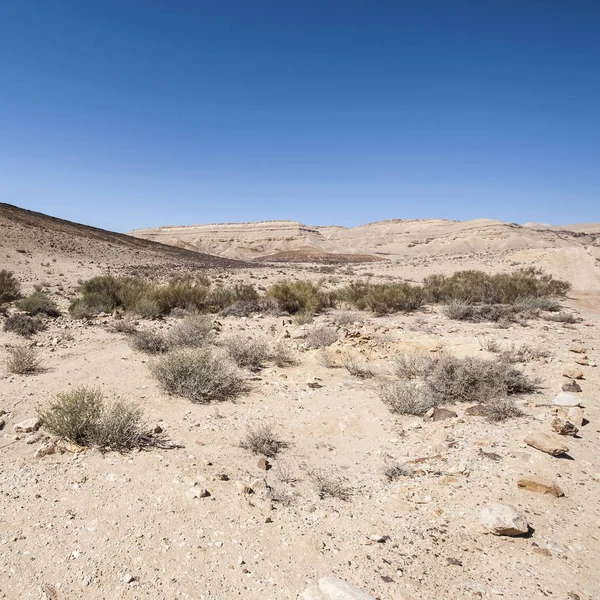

[307,382,323,389]
[257,457,271,470]
[446,557,463,566]
[423,407,458,422]
[318,576,376,600]
[517,475,564,497]
[524,431,569,456]
[214,473,229,481]
[563,369,584,380]
[122,573,136,584]
[235,481,254,494]
[465,404,487,417]
[14,418,41,433]
[479,503,529,536]
[551,416,579,437]
[552,392,581,407]
[561,379,582,393]
[569,346,586,354]
[34,443,56,458]
[186,486,210,500]
[367,535,386,543]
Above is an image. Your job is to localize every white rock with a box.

[552,392,581,407]
[479,503,529,536]
[14,418,41,433]
[318,577,376,600]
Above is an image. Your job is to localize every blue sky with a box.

[1,1,598,232]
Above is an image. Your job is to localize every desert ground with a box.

[1,203,600,600]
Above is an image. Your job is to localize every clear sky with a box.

[1,1,598,232]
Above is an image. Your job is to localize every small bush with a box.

[443,300,472,320]
[272,341,298,367]
[319,349,341,368]
[499,344,549,364]
[38,387,147,450]
[131,330,170,354]
[305,326,338,349]
[484,398,525,422]
[364,283,425,314]
[394,352,438,379]
[0,270,21,304]
[223,335,272,369]
[331,311,362,325]
[293,311,314,325]
[266,280,334,314]
[543,311,578,324]
[4,314,45,337]
[16,292,60,317]
[5,346,42,374]
[151,347,245,403]
[427,355,538,405]
[341,354,374,379]
[383,460,413,481]
[379,381,435,416]
[109,320,138,335]
[168,315,214,348]
[241,424,286,457]
[311,470,351,500]
[477,336,501,353]
[517,296,561,312]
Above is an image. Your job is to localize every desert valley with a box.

[1,202,600,600]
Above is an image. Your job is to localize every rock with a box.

[318,576,376,600]
[186,486,210,500]
[569,346,586,354]
[552,392,581,407]
[423,407,458,422]
[153,424,163,434]
[214,473,229,481]
[551,416,579,437]
[479,503,529,536]
[0,418,5,430]
[14,418,41,433]
[300,589,323,600]
[235,481,254,494]
[561,380,582,393]
[567,406,584,428]
[517,475,564,497]
[563,369,584,380]
[524,431,569,456]
[34,443,56,458]
[367,534,386,543]
[122,573,136,584]
[575,358,589,366]
[257,457,271,470]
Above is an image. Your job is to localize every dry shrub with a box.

[477,336,501,353]
[484,398,525,422]
[499,343,549,364]
[221,297,279,317]
[293,312,314,325]
[442,300,472,321]
[131,330,170,354]
[331,311,362,325]
[0,270,21,304]
[223,335,272,369]
[311,470,351,501]
[272,341,298,367]
[38,387,147,450]
[4,314,45,337]
[319,349,341,368]
[341,354,374,379]
[383,460,413,481]
[151,347,245,403]
[5,346,42,374]
[168,315,214,348]
[268,482,295,506]
[394,352,438,379]
[379,381,435,416]
[241,423,286,457]
[108,320,138,335]
[543,311,578,324]
[16,292,60,317]
[305,326,338,349]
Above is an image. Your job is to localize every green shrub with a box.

[16,292,60,317]
[0,270,21,303]
[4,314,45,337]
[266,280,333,314]
[151,347,245,403]
[38,387,147,450]
[5,346,42,374]
[338,281,424,314]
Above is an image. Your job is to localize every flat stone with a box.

[465,404,487,417]
[424,407,458,422]
[563,369,584,380]
[552,392,581,407]
[569,346,586,354]
[561,380,582,393]
[318,576,376,600]
[551,416,579,437]
[186,486,210,500]
[575,358,589,366]
[567,406,584,428]
[14,418,41,433]
[517,475,564,497]
[479,503,529,536]
[524,431,569,456]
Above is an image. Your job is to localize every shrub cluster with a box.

[266,280,335,315]
[16,292,60,317]
[38,387,147,450]
[4,314,46,337]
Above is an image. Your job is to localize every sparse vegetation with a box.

[108,320,138,335]
[499,343,549,364]
[543,311,578,324]
[131,330,170,354]
[379,381,435,415]
[311,470,351,501]
[383,459,413,481]
[394,352,438,379]
[223,335,272,369]
[272,341,298,367]
[241,423,286,457]
[5,346,42,374]
[341,354,374,378]
[484,397,525,422]
[168,315,214,348]
[38,387,147,450]
[151,347,245,403]
[4,314,45,337]
[0,270,21,304]
[477,335,501,353]
[305,326,338,348]
[16,292,60,317]
[331,311,362,325]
